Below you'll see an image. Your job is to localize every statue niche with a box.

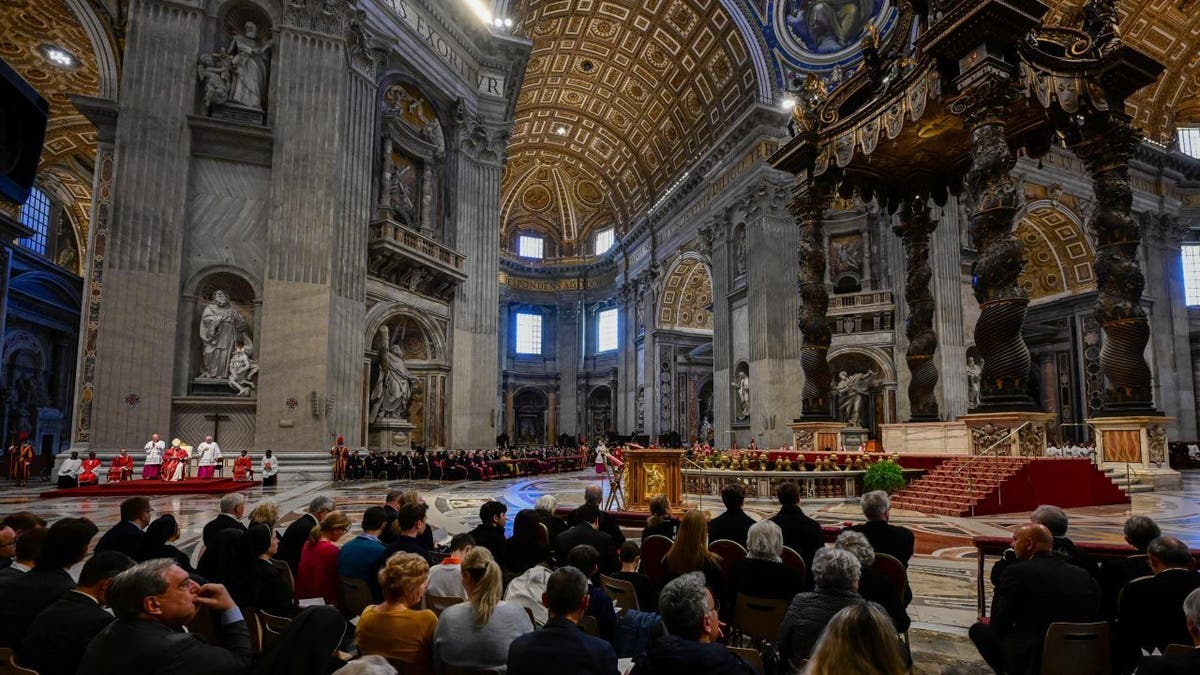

[191,277,257,397]
[197,8,272,124]
[367,313,443,452]
[377,83,444,236]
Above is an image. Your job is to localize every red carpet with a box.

[40,478,260,499]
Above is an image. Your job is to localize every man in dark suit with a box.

[568,485,625,547]
[768,481,824,571]
[196,493,248,579]
[278,495,334,573]
[1137,587,1200,675]
[991,504,1098,585]
[78,559,252,675]
[94,497,153,559]
[21,551,135,675]
[1115,536,1200,671]
[1099,514,1159,618]
[708,483,755,548]
[382,502,433,565]
[380,489,403,545]
[0,526,46,582]
[631,572,753,674]
[969,524,1101,675]
[848,490,915,566]
[556,503,619,574]
[507,565,619,675]
[0,525,14,570]
[468,500,510,567]
[0,517,98,649]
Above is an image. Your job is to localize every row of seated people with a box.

[970,504,1200,675]
[0,503,911,675]
[340,447,586,482]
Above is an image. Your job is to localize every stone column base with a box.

[1089,415,1180,489]
[369,418,415,453]
[958,412,1055,456]
[789,421,845,453]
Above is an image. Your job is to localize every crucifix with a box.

[204,413,231,442]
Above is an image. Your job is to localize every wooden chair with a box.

[732,593,789,645]
[579,614,602,638]
[727,646,765,675]
[708,539,747,582]
[1039,622,1111,675]
[339,576,374,618]
[441,666,502,675]
[244,609,265,655]
[1165,643,1196,657]
[257,609,293,651]
[871,553,908,600]
[780,546,807,580]
[424,592,465,617]
[639,535,673,587]
[0,648,38,675]
[269,558,296,598]
[599,574,640,612]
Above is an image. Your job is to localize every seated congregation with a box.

[0,486,1197,674]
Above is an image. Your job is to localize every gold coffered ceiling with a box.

[0,0,110,244]
[1033,0,1200,140]
[503,0,760,252]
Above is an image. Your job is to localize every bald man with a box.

[970,524,1101,675]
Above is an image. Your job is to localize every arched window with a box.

[18,186,51,256]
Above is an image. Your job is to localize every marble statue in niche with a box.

[734,227,747,276]
[966,356,982,409]
[227,21,272,110]
[197,53,232,111]
[199,290,251,380]
[370,325,416,422]
[732,365,750,422]
[636,386,645,430]
[228,344,258,397]
[835,370,876,428]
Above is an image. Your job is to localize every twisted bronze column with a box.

[895,198,939,421]
[792,182,835,420]
[1072,114,1157,415]
[952,78,1035,410]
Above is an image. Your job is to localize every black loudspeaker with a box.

[0,57,49,205]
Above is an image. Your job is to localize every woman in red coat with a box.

[107,448,134,482]
[78,451,103,486]
[295,510,351,604]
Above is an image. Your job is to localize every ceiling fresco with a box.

[503,0,762,253]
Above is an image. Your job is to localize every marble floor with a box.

[4,469,1199,674]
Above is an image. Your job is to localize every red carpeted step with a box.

[40,478,260,499]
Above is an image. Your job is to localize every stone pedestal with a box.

[1089,415,1181,490]
[789,421,845,453]
[880,421,970,454]
[958,412,1055,456]
[839,426,869,452]
[369,418,415,453]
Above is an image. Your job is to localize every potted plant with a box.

[863,458,906,493]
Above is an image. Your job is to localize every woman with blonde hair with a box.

[433,546,533,671]
[295,510,352,604]
[248,501,279,529]
[804,602,906,675]
[356,552,438,674]
[662,509,724,598]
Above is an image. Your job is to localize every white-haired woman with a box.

[533,494,567,540]
[779,547,865,669]
[835,530,909,632]
[729,520,805,605]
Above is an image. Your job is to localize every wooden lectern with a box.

[622,448,685,512]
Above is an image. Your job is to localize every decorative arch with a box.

[1015,201,1095,304]
[657,253,713,332]
[827,345,897,383]
[363,305,447,362]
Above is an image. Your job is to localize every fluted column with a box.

[895,197,939,421]
[1071,115,1158,415]
[792,181,835,420]
[951,78,1034,410]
